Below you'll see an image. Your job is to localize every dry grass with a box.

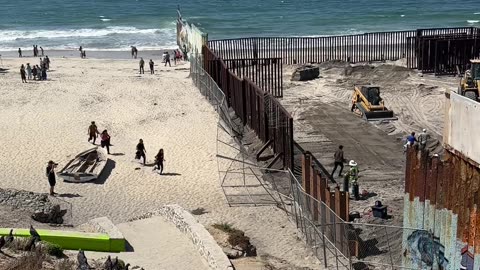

[212,223,252,251]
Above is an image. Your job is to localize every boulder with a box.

[223,247,244,259]
[291,65,320,81]
[31,204,66,224]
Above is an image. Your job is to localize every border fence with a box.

[177,8,466,269]
[203,45,294,170]
[208,27,480,75]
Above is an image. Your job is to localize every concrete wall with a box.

[444,92,480,165]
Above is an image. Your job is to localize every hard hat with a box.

[349,160,357,167]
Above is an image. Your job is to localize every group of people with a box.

[33,45,43,57]
[135,139,166,174]
[131,46,139,59]
[404,128,429,152]
[20,57,50,82]
[20,45,44,58]
[138,50,183,74]
[331,145,360,200]
[79,46,87,58]
[87,121,166,173]
[138,58,155,74]
[88,121,112,154]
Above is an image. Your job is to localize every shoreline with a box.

[0,49,179,60]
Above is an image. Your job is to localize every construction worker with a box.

[343,160,360,200]
[404,132,417,153]
[418,129,429,150]
[332,145,346,177]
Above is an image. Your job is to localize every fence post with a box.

[241,79,247,125]
[302,153,312,193]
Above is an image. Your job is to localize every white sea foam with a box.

[0,27,171,42]
[101,18,112,22]
[401,14,405,17]
[474,12,480,15]
[467,20,479,24]
[99,15,105,18]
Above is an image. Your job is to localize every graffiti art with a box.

[406,230,449,269]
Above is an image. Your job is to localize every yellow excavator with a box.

[458,59,480,101]
[351,85,396,121]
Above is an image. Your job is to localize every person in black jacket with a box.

[136,139,146,165]
[46,161,57,196]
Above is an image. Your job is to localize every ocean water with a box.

[1,0,479,51]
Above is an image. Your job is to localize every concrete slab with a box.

[83,217,210,270]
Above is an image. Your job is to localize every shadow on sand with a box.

[158,172,181,176]
[125,240,135,252]
[57,193,82,198]
[93,159,116,184]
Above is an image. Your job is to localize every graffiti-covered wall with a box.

[403,148,480,270]
[176,11,208,58]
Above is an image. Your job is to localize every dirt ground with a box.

[279,60,459,225]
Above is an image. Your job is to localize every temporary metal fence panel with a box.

[265,94,294,169]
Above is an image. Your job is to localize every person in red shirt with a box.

[100,130,111,154]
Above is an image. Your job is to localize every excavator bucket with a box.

[355,102,395,121]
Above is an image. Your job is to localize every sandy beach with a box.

[0,56,321,269]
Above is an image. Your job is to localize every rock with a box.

[291,65,320,81]
[245,245,257,257]
[223,247,244,259]
[31,204,65,224]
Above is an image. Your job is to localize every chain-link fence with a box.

[287,169,435,270]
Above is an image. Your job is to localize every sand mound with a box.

[344,64,414,87]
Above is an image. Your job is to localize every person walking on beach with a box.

[79,46,83,58]
[20,65,27,83]
[26,63,32,80]
[136,139,147,165]
[33,45,37,57]
[44,56,50,70]
[35,65,41,80]
[139,58,145,74]
[164,51,171,67]
[154,149,165,174]
[32,65,38,80]
[149,59,154,74]
[131,46,135,58]
[331,145,346,177]
[100,130,111,154]
[88,121,100,144]
[41,63,47,80]
[18,48,22,58]
[40,47,44,56]
[46,161,57,196]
